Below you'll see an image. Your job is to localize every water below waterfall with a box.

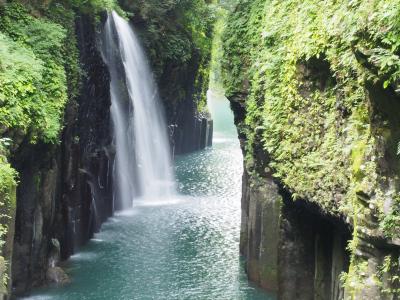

[26,91,274,299]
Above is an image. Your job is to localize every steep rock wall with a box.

[223,0,400,298]
[11,12,113,296]
[234,100,352,300]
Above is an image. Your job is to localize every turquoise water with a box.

[26,92,273,300]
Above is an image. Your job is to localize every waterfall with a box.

[102,11,175,209]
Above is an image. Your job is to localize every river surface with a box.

[27,91,273,300]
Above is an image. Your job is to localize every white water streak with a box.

[103,11,175,209]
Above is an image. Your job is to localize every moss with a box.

[45,2,81,102]
[193,57,211,114]
[209,2,239,92]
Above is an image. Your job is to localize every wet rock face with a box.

[46,239,70,287]
[157,53,213,155]
[11,14,113,296]
[46,267,70,285]
[171,110,213,155]
[278,194,351,300]
[11,144,60,294]
[60,13,113,253]
[240,168,351,300]
[240,171,281,292]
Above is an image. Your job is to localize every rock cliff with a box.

[222,0,400,298]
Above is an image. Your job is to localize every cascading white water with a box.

[102,11,175,209]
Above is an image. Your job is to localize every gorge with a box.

[0,0,399,300]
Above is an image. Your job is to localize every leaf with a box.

[383,80,390,89]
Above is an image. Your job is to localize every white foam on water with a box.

[70,252,97,261]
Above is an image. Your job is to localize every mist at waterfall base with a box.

[25,13,273,300]
[26,91,273,299]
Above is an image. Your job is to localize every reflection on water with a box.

[26,91,274,300]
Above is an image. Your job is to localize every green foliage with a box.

[70,0,116,12]
[182,0,215,112]
[0,3,68,143]
[44,2,82,101]
[0,157,16,250]
[222,0,265,99]
[69,0,124,18]
[381,196,400,239]
[0,0,119,144]
[377,255,400,295]
[0,140,16,290]
[209,2,235,91]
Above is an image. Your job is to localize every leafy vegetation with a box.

[381,195,400,238]
[209,0,240,93]
[0,1,70,291]
[377,255,400,295]
[70,0,119,14]
[0,160,16,250]
[120,0,213,61]
[222,0,400,296]
[0,137,16,294]
[0,3,68,143]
